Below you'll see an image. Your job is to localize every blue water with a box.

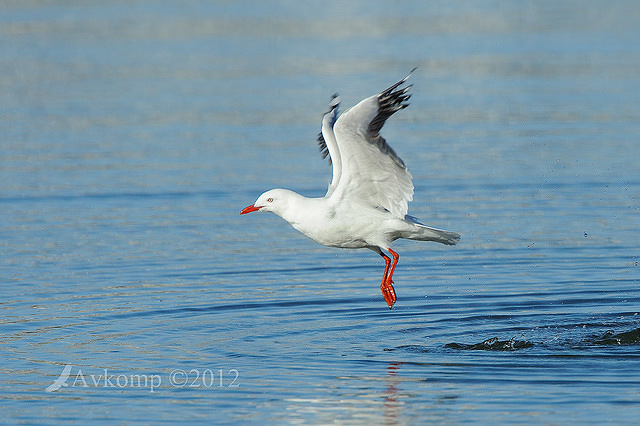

[2,1,640,423]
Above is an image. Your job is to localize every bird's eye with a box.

[267,197,274,203]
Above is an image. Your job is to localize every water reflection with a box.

[382,362,402,422]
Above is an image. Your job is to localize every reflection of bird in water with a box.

[383,362,402,421]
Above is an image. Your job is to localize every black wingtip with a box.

[380,68,417,97]
[368,71,415,137]
[329,93,340,111]
[317,132,332,165]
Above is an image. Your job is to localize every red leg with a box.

[386,248,400,285]
[379,249,399,309]
[380,251,391,281]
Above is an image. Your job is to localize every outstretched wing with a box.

[317,94,342,197]
[330,70,415,217]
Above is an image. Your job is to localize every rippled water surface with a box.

[2,1,639,423]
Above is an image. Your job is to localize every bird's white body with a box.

[242,70,460,308]
[252,188,458,250]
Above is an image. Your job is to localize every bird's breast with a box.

[290,214,373,249]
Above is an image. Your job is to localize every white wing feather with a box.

[317,95,341,197]
[329,71,415,218]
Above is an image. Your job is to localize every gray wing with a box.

[329,70,415,217]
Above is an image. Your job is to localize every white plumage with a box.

[241,70,460,308]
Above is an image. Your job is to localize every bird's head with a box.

[240,189,291,216]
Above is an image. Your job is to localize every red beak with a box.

[240,204,261,215]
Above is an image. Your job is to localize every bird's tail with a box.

[404,216,461,246]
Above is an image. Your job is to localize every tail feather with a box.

[404,215,461,245]
[415,224,461,245]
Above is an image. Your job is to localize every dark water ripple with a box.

[444,337,535,351]
[591,328,640,346]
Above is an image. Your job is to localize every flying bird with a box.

[241,70,460,308]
